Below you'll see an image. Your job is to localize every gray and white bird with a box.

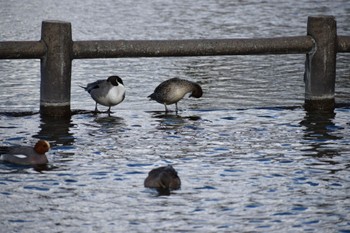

[148,78,203,112]
[81,75,125,114]
[144,165,181,195]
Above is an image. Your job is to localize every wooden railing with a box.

[1,15,349,116]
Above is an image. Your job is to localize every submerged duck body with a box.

[82,75,125,114]
[148,78,203,112]
[144,165,181,194]
[0,140,50,166]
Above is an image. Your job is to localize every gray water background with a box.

[1,0,350,232]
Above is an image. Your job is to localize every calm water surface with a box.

[1,0,350,232]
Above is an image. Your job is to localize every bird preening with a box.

[148,78,203,112]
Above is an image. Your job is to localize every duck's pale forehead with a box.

[39,141,50,148]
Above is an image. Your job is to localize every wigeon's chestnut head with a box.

[34,140,50,154]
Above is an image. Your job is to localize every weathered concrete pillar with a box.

[304,16,337,111]
[40,21,72,116]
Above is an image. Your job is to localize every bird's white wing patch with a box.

[12,154,27,159]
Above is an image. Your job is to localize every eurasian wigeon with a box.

[144,165,181,194]
[148,78,203,112]
[0,140,50,166]
[81,75,125,115]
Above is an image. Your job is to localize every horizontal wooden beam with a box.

[2,36,350,60]
[0,41,46,59]
[72,36,315,59]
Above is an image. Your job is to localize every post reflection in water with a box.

[34,114,75,147]
[300,110,342,157]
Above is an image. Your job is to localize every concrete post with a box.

[304,16,337,111]
[40,21,72,116]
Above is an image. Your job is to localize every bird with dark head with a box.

[81,75,125,115]
[144,165,181,195]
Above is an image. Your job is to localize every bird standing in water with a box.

[148,78,203,112]
[81,75,125,115]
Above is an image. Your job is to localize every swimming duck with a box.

[148,78,203,112]
[0,140,50,166]
[144,165,181,194]
[81,75,125,114]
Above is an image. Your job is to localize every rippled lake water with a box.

[1,0,350,232]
